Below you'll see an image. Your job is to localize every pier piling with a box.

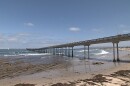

[116,43,120,61]
[72,47,74,57]
[84,46,86,59]
[113,43,116,62]
[88,45,90,59]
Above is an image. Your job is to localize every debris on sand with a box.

[111,70,130,78]
[51,82,75,86]
[51,74,111,86]
[14,83,35,86]
[80,74,111,85]
[92,62,104,65]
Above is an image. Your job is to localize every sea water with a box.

[0,48,130,84]
[0,48,130,62]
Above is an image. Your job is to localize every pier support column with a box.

[46,49,48,53]
[88,45,90,59]
[54,48,56,55]
[65,47,67,56]
[57,48,60,55]
[72,47,74,57]
[62,48,64,56]
[59,48,61,56]
[66,47,68,56]
[68,47,70,57]
[48,48,50,54]
[61,48,63,56]
[56,48,57,55]
[53,48,55,55]
[116,43,120,61]
[49,48,50,54]
[84,45,86,59]
[60,48,62,56]
[113,43,116,62]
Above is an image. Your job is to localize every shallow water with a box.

[1,48,130,62]
[0,48,130,86]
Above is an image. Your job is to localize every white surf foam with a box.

[78,50,88,52]
[78,49,99,52]
[19,53,51,56]
[4,55,18,57]
[3,53,51,57]
[95,50,109,55]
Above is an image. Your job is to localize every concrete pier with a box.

[27,33,130,62]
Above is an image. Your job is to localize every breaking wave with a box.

[95,50,109,55]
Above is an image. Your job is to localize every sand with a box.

[0,57,70,80]
[0,52,130,86]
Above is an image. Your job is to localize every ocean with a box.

[0,48,129,61]
[0,48,110,57]
[0,48,130,83]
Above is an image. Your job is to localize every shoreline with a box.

[0,48,130,86]
[1,60,130,86]
[12,62,130,86]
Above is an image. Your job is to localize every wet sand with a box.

[11,62,130,86]
[0,52,130,86]
[0,56,71,80]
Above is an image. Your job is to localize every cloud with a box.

[7,37,17,42]
[18,33,30,36]
[122,30,130,33]
[0,32,68,48]
[119,24,126,28]
[0,33,30,42]
[92,28,104,33]
[69,27,80,32]
[118,24,130,33]
[24,22,34,27]
[0,33,32,48]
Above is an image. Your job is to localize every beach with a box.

[1,0,130,85]
[0,48,130,86]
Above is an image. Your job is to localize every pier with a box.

[27,33,130,62]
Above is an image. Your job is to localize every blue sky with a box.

[0,0,130,48]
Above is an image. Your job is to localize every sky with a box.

[0,0,130,49]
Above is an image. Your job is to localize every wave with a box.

[95,50,109,55]
[4,55,19,57]
[3,53,51,57]
[19,53,51,56]
[78,50,88,52]
[78,49,99,53]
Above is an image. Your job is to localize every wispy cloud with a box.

[92,28,104,33]
[119,24,130,33]
[122,30,130,33]
[119,24,127,28]
[24,22,34,27]
[0,33,32,48]
[0,33,67,48]
[119,24,130,29]
[69,27,80,32]
[0,33,30,42]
